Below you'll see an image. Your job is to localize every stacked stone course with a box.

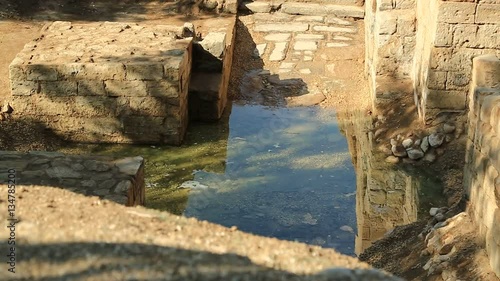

[366,0,499,120]
[463,55,500,277]
[416,0,500,119]
[8,21,193,145]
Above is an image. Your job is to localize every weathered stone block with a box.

[105,80,148,97]
[129,97,169,116]
[394,0,415,9]
[222,0,238,13]
[476,25,500,49]
[254,23,309,32]
[427,70,447,90]
[56,63,126,80]
[147,81,179,98]
[491,103,500,135]
[377,12,397,35]
[78,81,106,96]
[438,1,476,23]
[163,58,183,82]
[121,116,165,133]
[199,32,227,59]
[33,96,74,116]
[80,117,122,135]
[434,23,453,47]
[10,81,38,96]
[73,96,117,117]
[476,4,500,23]
[280,3,365,18]
[472,55,500,89]
[453,24,478,47]
[396,14,416,36]
[40,81,78,96]
[125,63,163,80]
[427,90,467,109]
[446,71,470,89]
[9,63,26,82]
[26,64,58,81]
[240,1,272,13]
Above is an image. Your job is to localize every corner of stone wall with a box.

[464,54,500,277]
[364,0,417,111]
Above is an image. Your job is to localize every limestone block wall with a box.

[0,151,145,206]
[7,21,193,145]
[413,0,500,120]
[463,55,500,277]
[364,0,417,107]
[367,0,499,120]
[339,111,418,255]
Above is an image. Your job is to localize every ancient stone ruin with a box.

[7,19,234,145]
[1,0,500,279]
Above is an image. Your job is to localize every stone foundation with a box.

[0,151,145,206]
[464,55,500,277]
[8,21,193,145]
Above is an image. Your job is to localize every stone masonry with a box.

[8,21,193,145]
[339,111,418,254]
[0,151,145,206]
[366,0,500,121]
[364,0,416,108]
[189,17,236,121]
[463,55,500,277]
[414,0,500,120]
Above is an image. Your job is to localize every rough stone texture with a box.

[364,0,417,109]
[254,23,310,32]
[8,21,193,145]
[190,17,236,121]
[0,151,145,206]
[339,111,419,255]
[280,3,365,18]
[366,0,500,120]
[240,1,272,13]
[464,55,500,278]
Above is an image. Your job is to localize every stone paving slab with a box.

[241,10,364,107]
[0,151,145,206]
[280,3,365,18]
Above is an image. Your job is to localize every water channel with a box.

[61,101,445,256]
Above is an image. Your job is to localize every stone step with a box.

[281,2,364,18]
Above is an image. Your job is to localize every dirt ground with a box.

[0,1,497,281]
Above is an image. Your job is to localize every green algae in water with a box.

[59,110,231,215]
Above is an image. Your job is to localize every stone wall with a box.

[463,55,500,277]
[366,0,500,120]
[364,0,416,108]
[7,21,193,145]
[339,111,418,254]
[0,151,145,206]
[413,0,500,121]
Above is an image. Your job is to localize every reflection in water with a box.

[338,111,445,254]
[59,104,444,256]
[184,105,357,255]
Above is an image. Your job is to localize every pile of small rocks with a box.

[381,123,457,164]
